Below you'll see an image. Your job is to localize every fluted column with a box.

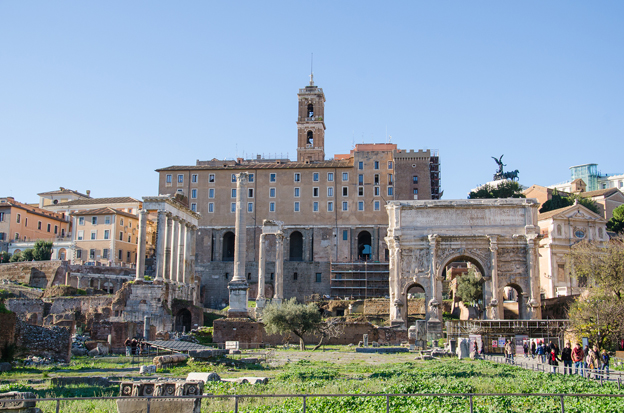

[386,236,404,325]
[274,233,284,301]
[155,211,167,281]
[177,220,187,283]
[257,233,267,301]
[428,234,441,322]
[164,213,173,281]
[169,216,180,282]
[184,223,193,284]
[488,235,500,319]
[135,209,148,281]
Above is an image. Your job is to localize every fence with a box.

[27,392,624,413]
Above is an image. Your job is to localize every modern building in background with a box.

[549,163,624,193]
[156,78,442,308]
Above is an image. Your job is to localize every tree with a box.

[33,240,53,261]
[607,204,624,234]
[455,267,483,307]
[262,298,322,350]
[8,252,21,263]
[539,191,600,215]
[567,237,624,349]
[0,251,10,263]
[20,249,34,262]
[468,181,526,199]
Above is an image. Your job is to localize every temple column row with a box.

[255,231,285,302]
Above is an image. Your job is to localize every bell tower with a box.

[296,74,325,163]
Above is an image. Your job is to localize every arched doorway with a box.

[406,283,427,323]
[503,284,524,320]
[289,231,303,261]
[58,248,66,261]
[222,232,235,261]
[175,309,192,333]
[357,231,372,261]
[441,256,485,320]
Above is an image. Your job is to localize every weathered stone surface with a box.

[117,381,204,413]
[186,372,220,383]
[0,363,11,372]
[14,319,71,363]
[0,391,39,412]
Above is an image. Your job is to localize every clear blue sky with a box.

[2,1,622,203]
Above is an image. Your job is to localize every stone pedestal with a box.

[426,320,443,343]
[227,281,249,318]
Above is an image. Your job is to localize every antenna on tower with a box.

[310,53,314,86]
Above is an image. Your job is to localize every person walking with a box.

[531,341,536,359]
[549,342,561,374]
[572,343,584,376]
[537,341,545,363]
[505,340,514,364]
[583,345,590,377]
[561,342,573,375]
[587,345,601,379]
[602,349,610,379]
[523,341,529,359]
[124,337,132,357]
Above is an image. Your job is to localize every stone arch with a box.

[175,308,192,333]
[502,283,526,320]
[307,103,314,117]
[58,248,67,261]
[222,231,235,261]
[357,230,372,261]
[289,231,303,261]
[438,254,488,320]
[307,130,314,145]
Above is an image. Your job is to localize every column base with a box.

[227,280,249,319]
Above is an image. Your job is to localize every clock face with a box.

[575,230,585,239]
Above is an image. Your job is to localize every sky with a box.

[1,1,623,203]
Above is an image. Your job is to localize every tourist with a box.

[561,342,572,375]
[601,349,610,379]
[587,345,601,379]
[124,337,131,356]
[572,343,584,376]
[537,341,545,363]
[548,342,561,374]
[583,345,590,377]
[523,341,529,359]
[131,338,138,355]
[505,340,514,364]
[531,341,536,359]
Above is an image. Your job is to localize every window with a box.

[313,187,319,197]
[342,187,348,196]
[128,235,131,243]
[294,202,300,212]
[129,221,132,228]
[248,188,254,198]
[358,161,363,170]
[38,221,42,230]
[316,273,322,283]
[247,202,253,212]
[118,250,123,260]
[294,187,300,197]
[270,173,276,182]
[388,161,393,169]
[374,161,379,169]
[25,218,28,227]
[91,231,97,240]
[342,201,348,211]
[14,233,19,240]
[208,203,214,213]
[119,232,123,241]
[327,172,334,181]
[293,272,298,281]
[76,249,82,259]
[77,230,84,240]
[191,174,198,183]
[269,202,275,212]
[90,249,95,259]
[16,214,21,224]
[327,187,334,197]
[104,230,110,240]
[103,249,109,259]
[120,218,124,225]
[358,187,364,196]
[294,173,301,182]
[0,212,3,222]
[178,174,184,183]
[209,174,215,182]
[231,174,237,183]
[413,176,419,184]
[388,174,393,185]
[191,203,197,212]
[388,187,394,196]
[191,189,197,199]
[374,174,379,185]
[358,174,364,185]
[343,230,348,240]
[47,223,51,232]
[127,251,131,261]
[166,174,172,183]
[313,201,319,212]
[92,217,97,225]
[54,224,58,234]
[105,216,111,224]
[249,173,254,183]
[231,189,236,198]
[374,201,380,211]
[327,201,333,212]
[209,188,215,198]
[374,187,380,196]
[231,203,236,213]
[341,173,348,183]
[358,201,364,211]
[413,189,418,195]
[269,188,276,198]
[78,217,84,225]
[313,172,319,182]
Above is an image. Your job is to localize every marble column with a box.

[177,220,187,283]
[386,236,404,325]
[228,172,249,318]
[488,235,500,319]
[526,235,541,319]
[170,217,180,282]
[135,209,148,281]
[274,232,284,301]
[256,233,267,302]
[184,223,193,284]
[155,210,167,281]
[164,213,173,281]
[427,234,441,322]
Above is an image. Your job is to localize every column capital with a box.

[428,234,439,245]
[172,215,181,222]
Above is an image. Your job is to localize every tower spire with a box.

[309,53,314,86]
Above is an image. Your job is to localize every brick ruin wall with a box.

[0,313,17,354]
[15,319,71,362]
[0,261,67,288]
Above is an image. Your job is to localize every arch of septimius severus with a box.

[385,199,542,332]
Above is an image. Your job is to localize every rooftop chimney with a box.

[86,190,91,197]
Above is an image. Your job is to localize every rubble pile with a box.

[71,334,89,356]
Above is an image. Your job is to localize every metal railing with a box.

[28,392,624,413]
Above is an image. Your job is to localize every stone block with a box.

[0,363,11,373]
[0,391,39,412]
[117,380,204,413]
[186,372,221,383]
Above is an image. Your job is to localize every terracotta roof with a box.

[71,207,137,219]
[156,159,353,172]
[37,188,91,198]
[1,199,67,221]
[538,205,577,220]
[578,188,622,198]
[54,197,140,207]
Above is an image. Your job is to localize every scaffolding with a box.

[329,262,389,299]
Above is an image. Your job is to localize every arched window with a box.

[307,103,314,117]
[357,231,372,261]
[289,231,303,261]
[222,231,235,261]
[307,130,313,145]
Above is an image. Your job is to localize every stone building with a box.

[156,78,442,308]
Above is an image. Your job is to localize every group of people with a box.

[124,337,149,356]
[508,339,611,378]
